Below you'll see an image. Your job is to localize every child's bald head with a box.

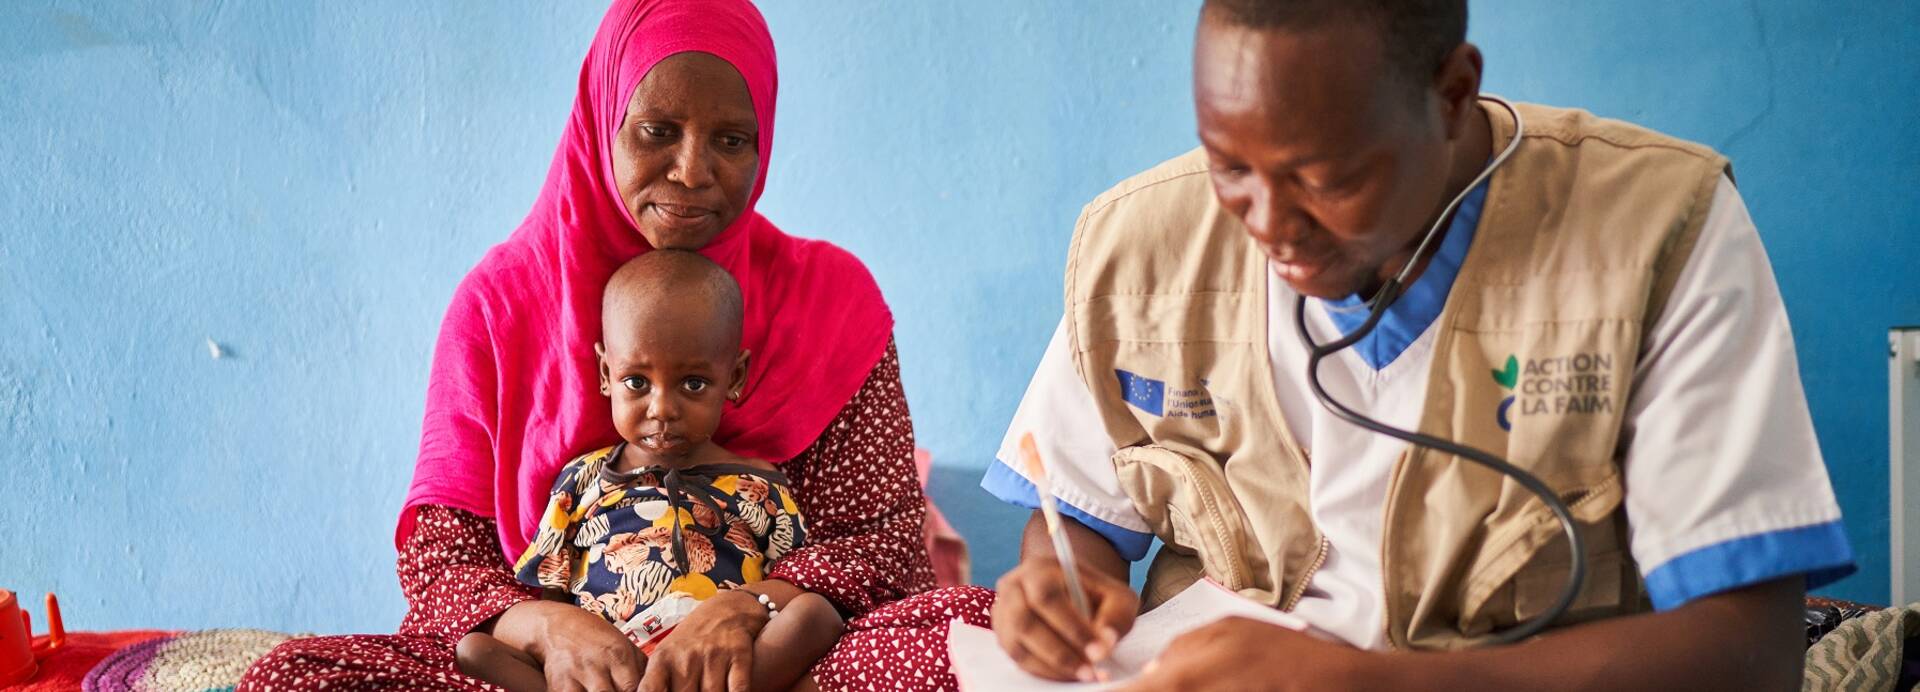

[597,250,750,465]
[601,249,744,354]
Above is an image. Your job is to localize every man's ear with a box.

[1433,42,1485,141]
[729,349,752,402]
[596,342,611,396]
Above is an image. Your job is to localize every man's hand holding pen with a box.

[991,552,1140,682]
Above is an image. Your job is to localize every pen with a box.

[1020,431,1113,683]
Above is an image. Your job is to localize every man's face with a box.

[1194,14,1457,299]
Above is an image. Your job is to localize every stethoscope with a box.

[1292,96,1585,645]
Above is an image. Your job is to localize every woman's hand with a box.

[488,599,645,692]
[639,589,768,692]
[1117,617,1373,692]
[991,557,1139,682]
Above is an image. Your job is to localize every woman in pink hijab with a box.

[240,1,992,690]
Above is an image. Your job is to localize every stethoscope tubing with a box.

[1291,96,1585,646]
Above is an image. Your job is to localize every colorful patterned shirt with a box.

[513,444,806,648]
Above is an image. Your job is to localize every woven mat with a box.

[81,629,296,692]
[0,631,173,692]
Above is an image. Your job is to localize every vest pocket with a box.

[1512,549,1628,625]
[1111,444,1258,595]
[1454,484,1640,635]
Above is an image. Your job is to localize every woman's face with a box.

[612,51,760,250]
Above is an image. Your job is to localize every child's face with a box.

[596,301,748,465]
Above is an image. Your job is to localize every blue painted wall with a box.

[2,1,1913,634]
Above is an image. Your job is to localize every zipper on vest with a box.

[1280,533,1329,612]
[1378,450,1412,649]
[1272,412,1326,611]
[1165,449,1252,590]
[1253,253,1330,613]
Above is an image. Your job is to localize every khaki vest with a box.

[1066,99,1729,649]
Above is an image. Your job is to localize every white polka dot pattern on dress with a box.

[768,341,937,615]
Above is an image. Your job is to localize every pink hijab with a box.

[400,0,894,561]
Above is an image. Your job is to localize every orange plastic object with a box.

[0,591,65,686]
[32,594,67,658]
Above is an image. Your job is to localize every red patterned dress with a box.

[239,344,995,691]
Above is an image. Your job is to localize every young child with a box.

[456,249,843,692]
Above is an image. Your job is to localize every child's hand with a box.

[746,591,845,691]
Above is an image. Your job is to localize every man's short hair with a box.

[1203,0,1468,88]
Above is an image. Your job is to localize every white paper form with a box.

[947,579,1321,690]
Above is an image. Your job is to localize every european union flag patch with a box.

[1114,369,1165,416]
